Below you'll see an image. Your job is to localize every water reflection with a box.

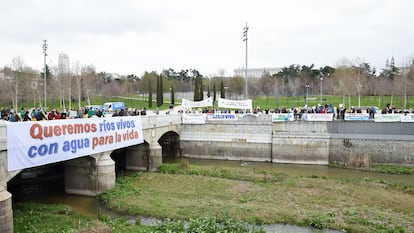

[27,194,99,217]
[178,158,414,186]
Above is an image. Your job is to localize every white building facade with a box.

[233,67,281,79]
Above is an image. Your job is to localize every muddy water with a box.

[182,159,414,185]
[20,193,99,217]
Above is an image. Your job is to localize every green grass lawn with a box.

[253,95,414,110]
[7,94,414,113]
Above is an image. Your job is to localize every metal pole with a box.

[306,87,308,106]
[305,83,309,107]
[42,40,48,109]
[243,22,248,99]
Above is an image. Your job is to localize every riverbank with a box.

[12,161,414,232]
[97,162,414,233]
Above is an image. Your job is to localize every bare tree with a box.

[228,76,244,99]
[10,56,26,111]
[401,58,414,109]
[72,61,82,109]
[0,66,13,105]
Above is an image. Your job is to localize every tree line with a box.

[1,56,413,111]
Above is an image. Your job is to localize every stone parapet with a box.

[0,185,13,233]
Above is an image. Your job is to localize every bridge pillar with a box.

[148,144,162,171]
[65,151,115,196]
[125,144,149,171]
[0,185,13,233]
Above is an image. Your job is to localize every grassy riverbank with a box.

[13,202,114,232]
[13,201,263,233]
[98,163,414,233]
[13,162,414,232]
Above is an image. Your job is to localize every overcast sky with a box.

[1,0,413,76]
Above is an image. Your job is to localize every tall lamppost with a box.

[42,40,48,109]
[243,22,248,99]
[320,75,323,104]
[305,83,310,107]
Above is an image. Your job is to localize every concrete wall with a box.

[180,115,273,162]
[328,122,414,167]
[272,121,330,164]
[179,117,414,167]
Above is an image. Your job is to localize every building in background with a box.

[233,67,281,79]
[58,53,70,75]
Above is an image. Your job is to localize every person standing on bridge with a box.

[23,111,31,121]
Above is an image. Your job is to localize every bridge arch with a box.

[111,141,150,174]
[158,131,180,162]
[7,162,65,198]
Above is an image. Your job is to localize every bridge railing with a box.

[141,114,182,129]
[0,122,7,151]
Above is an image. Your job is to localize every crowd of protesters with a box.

[0,106,148,122]
[1,103,413,123]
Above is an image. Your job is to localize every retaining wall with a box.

[179,117,414,167]
[328,122,414,167]
[179,115,273,162]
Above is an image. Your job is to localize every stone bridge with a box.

[0,114,181,233]
[1,113,413,232]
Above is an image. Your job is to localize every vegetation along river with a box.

[10,159,414,232]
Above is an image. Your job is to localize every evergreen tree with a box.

[160,75,163,105]
[220,80,225,98]
[193,76,200,101]
[382,56,399,79]
[148,78,153,108]
[171,86,175,105]
[199,78,204,101]
[213,83,217,102]
[156,75,163,107]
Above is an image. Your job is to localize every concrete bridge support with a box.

[65,151,115,196]
[0,185,13,233]
[148,144,162,171]
[125,143,149,171]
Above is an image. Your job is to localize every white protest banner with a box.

[207,113,237,121]
[271,113,295,122]
[218,98,252,110]
[374,114,401,122]
[302,113,334,121]
[344,113,370,121]
[7,116,143,171]
[400,114,414,122]
[181,97,213,108]
[182,114,206,124]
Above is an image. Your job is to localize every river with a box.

[12,159,413,233]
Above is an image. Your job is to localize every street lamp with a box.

[320,75,323,104]
[42,40,48,109]
[305,83,310,107]
[243,22,248,99]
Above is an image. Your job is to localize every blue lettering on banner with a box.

[212,114,235,119]
[99,120,115,132]
[28,143,59,158]
[62,138,90,153]
[116,119,135,130]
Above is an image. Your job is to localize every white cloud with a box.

[1,0,413,76]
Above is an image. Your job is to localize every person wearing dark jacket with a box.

[23,111,31,121]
